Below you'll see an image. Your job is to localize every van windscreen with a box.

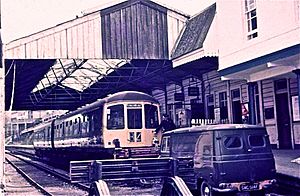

[173,133,200,153]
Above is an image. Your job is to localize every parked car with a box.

[160,124,276,195]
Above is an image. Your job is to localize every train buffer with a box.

[69,157,193,196]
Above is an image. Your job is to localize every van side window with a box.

[161,136,170,152]
[249,135,265,147]
[223,135,242,149]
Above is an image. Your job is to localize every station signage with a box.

[188,87,199,96]
[174,93,184,101]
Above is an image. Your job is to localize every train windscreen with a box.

[145,104,159,128]
[107,104,125,130]
[127,109,142,129]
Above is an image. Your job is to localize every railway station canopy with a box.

[4,0,218,111]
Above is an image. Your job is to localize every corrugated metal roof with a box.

[171,3,216,60]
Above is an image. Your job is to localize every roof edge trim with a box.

[219,44,300,77]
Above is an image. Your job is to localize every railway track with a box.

[5,153,89,195]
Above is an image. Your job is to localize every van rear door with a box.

[244,128,276,182]
[216,128,275,184]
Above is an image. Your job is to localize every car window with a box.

[173,134,199,153]
[161,136,170,152]
[223,135,242,149]
[249,135,265,147]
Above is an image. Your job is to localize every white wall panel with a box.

[5,13,102,59]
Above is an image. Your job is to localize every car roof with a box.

[163,124,265,135]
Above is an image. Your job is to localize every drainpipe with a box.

[248,82,256,125]
[293,70,300,114]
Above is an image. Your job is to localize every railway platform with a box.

[272,149,300,179]
[272,149,300,194]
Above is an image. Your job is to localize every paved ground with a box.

[272,149,300,179]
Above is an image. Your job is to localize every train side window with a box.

[107,104,124,130]
[73,118,79,137]
[70,120,75,136]
[145,104,159,129]
[77,117,82,136]
[44,129,47,141]
[81,115,89,136]
[65,121,69,137]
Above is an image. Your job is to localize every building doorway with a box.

[275,79,292,149]
[231,89,242,123]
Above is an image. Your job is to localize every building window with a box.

[206,95,215,119]
[254,84,261,124]
[245,0,258,40]
[219,92,228,120]
[231,89,242,124]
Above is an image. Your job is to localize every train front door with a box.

[275,80,292,149]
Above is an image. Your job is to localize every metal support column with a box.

[0,0,5,189]
[248,82,256,125]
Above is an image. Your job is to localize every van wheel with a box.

[200,181,212,196]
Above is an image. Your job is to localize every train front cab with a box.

[102,100,160,158]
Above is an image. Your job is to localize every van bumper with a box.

[212,187,238,193]
[214,179,276,193]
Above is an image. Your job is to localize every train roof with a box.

[58,91,158,120]
[106,91,159,103]
[20,120,52,135]
[163,124,265,135]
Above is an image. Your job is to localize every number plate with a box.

[240,183,259,191]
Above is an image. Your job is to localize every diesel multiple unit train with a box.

[19,91,161,161]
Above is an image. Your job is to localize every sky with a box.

[1,0,215,43]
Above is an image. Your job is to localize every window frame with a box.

[245,0,258,40]
[222,134,243,150]
[248,134,266,148]
[161,136,171,153]
[106,104,125,130]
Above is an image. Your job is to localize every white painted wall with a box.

[217,0,300,70]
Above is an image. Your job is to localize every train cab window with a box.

[107,104,124,130]
[145,104,159,128]
[127,109,142,129]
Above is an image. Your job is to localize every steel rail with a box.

[5,156,53,196]
[7,151,90,192]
